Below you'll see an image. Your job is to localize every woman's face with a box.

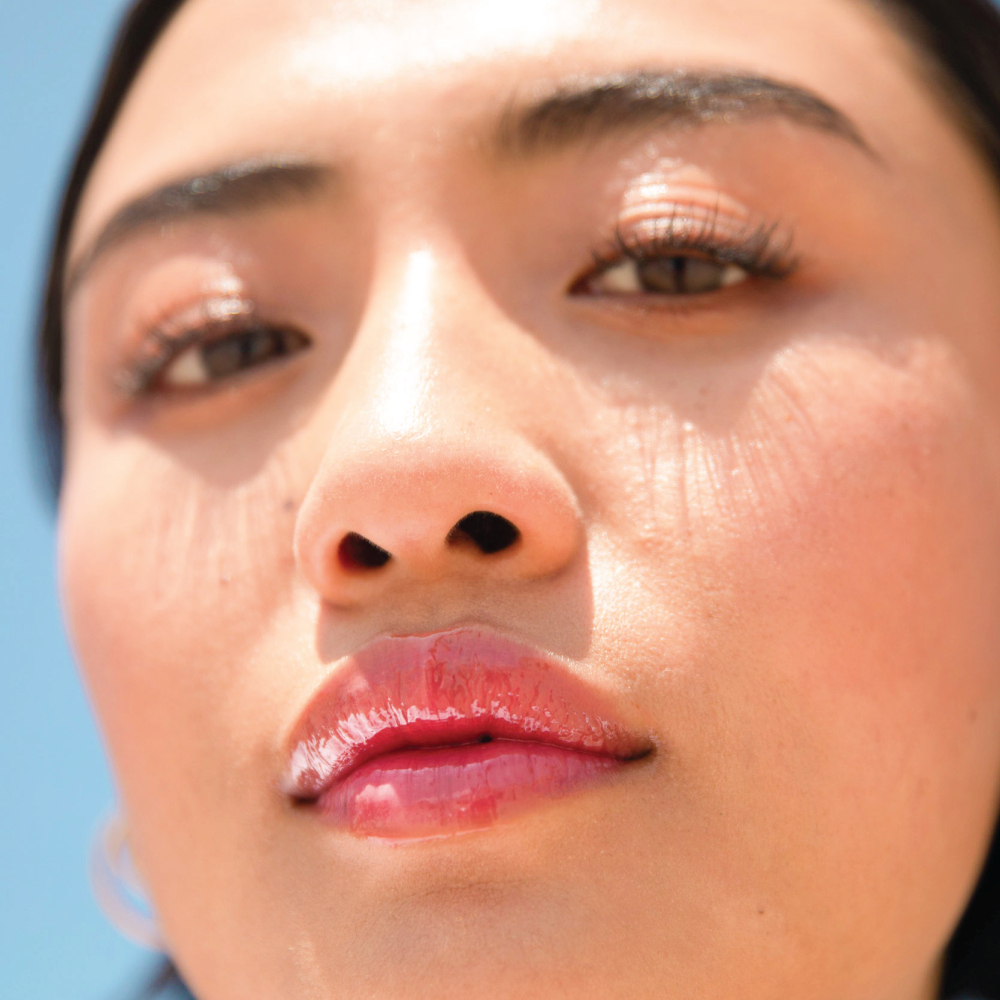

[60,0,1000,996]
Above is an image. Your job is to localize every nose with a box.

[292,251,582,608]
[294,439,582,606]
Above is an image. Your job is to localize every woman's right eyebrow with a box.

[64,157,331,298]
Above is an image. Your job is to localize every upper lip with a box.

[282,627,652,799]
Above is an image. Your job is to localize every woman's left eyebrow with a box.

[492,69,877,159]
[65,157,332,297]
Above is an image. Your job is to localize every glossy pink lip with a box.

[284,628,651,838]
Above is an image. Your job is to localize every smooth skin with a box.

[60,0,1000,997]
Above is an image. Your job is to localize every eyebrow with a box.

[495,70,875,158]
[65,158,331,296]
[67,72,869,295]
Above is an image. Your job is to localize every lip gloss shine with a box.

[283,629,649,839]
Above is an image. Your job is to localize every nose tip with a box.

[293,443,582,608]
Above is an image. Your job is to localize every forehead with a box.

[71,0,955,253]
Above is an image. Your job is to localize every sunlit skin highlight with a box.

[57,0,1000,998]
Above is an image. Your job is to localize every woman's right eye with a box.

[154,322,311,390]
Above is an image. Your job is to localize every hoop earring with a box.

[89,811,164,951]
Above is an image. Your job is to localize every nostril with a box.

[338,532,392,571]
[447,511,521,555]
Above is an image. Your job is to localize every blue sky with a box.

[0,2,152,997]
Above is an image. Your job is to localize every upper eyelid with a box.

[138,295,256,359]
[115,296,260,394]
[618,184,747,225]
[109,195,793,375]
[105,256,253,356]
[150,296,255,343]
[588,208,801,278]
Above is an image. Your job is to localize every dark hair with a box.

[36,0,186,493]
[36,1,1000,998]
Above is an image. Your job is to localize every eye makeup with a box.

[107,254,313,397]
[574,161,800,297]
[104,158,797,402]
[115,294,313,396]
[115,294,258,394]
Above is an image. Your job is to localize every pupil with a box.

[202,326,278,379]
[202,336,249,378]
[191,325,309,382]
[638,256,724,295]
[246,327,273,364]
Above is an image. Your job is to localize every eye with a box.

[584,255,749,296]
[573,215,799,301]
[160,323,311,388]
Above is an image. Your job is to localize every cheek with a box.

[597,332,1000,685]
[58,433,307,833]
[743,345,1000,954]
[718,336,1000,706]
[740,337,1000,800]
[592,331,1000,945]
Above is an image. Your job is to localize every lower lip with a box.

[317,740,621,839]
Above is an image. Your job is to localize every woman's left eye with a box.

[159,323,311,388]
[582,255,749,296]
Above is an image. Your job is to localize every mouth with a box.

[283,628,652,839]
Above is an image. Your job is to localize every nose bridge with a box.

[293,243,582,606]
[316,242,503,469]
[363,246,441,441]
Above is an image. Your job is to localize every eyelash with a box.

[115,211,797,397]
[577,211,801,293]
[115,298,310,396]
